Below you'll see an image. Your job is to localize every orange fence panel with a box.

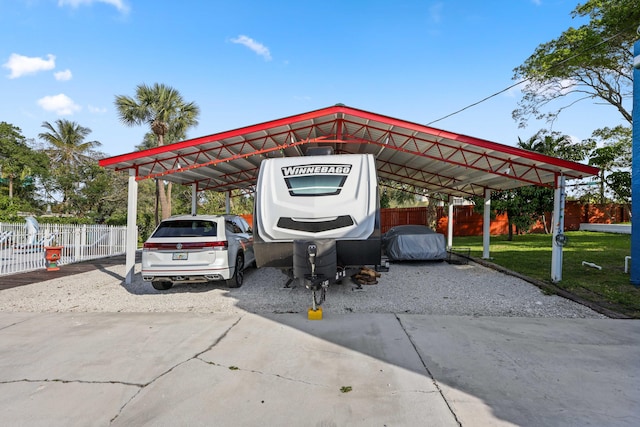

[249,201,628,237]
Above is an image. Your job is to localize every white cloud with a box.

[58,0,130,14]
[54,69,73,81]
[3,53,56,79]
[231,35,272,61]
[37,94,81,115]
[531,0,542,5]
[88,104,107,113]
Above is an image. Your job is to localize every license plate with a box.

[172,252,188,260]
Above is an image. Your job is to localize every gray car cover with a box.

[382,225,447,261]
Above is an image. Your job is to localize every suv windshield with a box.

[152,220,217,238]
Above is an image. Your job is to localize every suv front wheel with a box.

[226,253,244,288]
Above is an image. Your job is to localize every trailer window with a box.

[284,175,347,196]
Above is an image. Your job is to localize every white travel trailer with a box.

[254,152,382,308]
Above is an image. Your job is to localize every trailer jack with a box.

[305,243,328,319]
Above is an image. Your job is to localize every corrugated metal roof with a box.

[99,104,599,197]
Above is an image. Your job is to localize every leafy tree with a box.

[379,179,421,208]
[471,185,553,241]
[197,189,254,215]
[584,125,631,204]
[38,119,101,211]
[0,122,49,207]
[66,161,129,223]
[607,170,631,206]
[134,179,159,242]
[513,0,639,127]
[0,194,36,220]
[496,191,536,240]
[115,83,200,225]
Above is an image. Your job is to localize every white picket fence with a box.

[0,222,128,276]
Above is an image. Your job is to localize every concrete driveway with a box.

[0,311,638,426]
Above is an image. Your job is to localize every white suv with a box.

[141,214,255,290]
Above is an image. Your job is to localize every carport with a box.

[99,104,599,285]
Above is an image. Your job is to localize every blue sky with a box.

[0,0,627,157]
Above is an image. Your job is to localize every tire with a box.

[152,280,173,291]
[226,253,244,288]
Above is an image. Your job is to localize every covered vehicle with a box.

[382,225,446,261]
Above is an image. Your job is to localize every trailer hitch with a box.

[305,243,328,310]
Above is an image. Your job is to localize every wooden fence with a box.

[382,202,630,236]
[242,201,628,237]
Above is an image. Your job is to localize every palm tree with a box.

[517,130,593,162]
[115,83,200,223]
[38,119,101,207]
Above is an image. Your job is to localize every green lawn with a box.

[451,231,640,318]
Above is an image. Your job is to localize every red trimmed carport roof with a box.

[99,104,599,198]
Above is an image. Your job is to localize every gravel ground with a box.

[0,260,606,318]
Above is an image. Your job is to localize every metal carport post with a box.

[191,183,197,215]
[447,196,454,248]
[125,168,138,285]
[551,174,566,282]
[482,189,491,259]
